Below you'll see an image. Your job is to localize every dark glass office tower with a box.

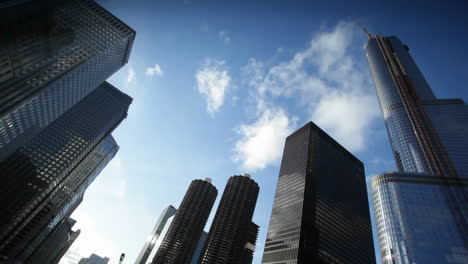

[0,0,135,160]
[261,122,375,264]
[11,134,119,262]
[23,217,80,264]
[152,179,218,264]
[0,82,132,258]
[47,134,119,229]
[136,205,177,264]
[199,175,259,264]
[365,34,468,263]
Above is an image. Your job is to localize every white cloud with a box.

[218,30,231,44]
[196,58,231,116]
[233,108,294,171]
[234,21,379,170]
[145,64,164,77]
[127,66,135,83]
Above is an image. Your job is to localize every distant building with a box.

[0,0,135,160]
[23,217,80,264]
[199,175,260,264]
[190,231,207,264]
[146,214,176,262]
[152,179,218,264]
[261,122,376,263]
[78,253,109,264]
[135,205,177,264]
[0,82,132,258]
[365,34,468,263]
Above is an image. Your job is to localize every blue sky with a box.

[61,0,468,263]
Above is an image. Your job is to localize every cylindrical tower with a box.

[152,178,217,264]
[199,174,259,264]
[365,36,430,173]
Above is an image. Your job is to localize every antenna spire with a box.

[353,18,373,39]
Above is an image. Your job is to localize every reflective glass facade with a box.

[423,99,468,179]
[199,175,259,264]
[0,82,132,257]
[372,173,468,264]
[148,215,175,262]
[152,179,218,264]
[23,217,80,264]
[365,34,468,263]
[0,0,135,160]
[47,134,119,230]
[10,135,119,262]
[365,35,468,178]
[365,37,429,173]
[262,122,375,264]
[136,205,177,264]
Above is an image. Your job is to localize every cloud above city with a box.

[218,30,231,44]
[196,58,231,116]
[233,21,380,171]
[233,108,295,171]
[145,64,164,77]
[127,66,135,83]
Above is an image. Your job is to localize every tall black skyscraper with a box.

[152,179,218,264]
[199,174,259,264]
[261,122,375,264]
[11,135,119,262]
[0,82,132,258]
[0,0,135,160]
[23,217,80,264]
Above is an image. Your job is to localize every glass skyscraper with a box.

[0,82,132,258]
[365,34,468,263]
[11,134,119,263]
[261,122,376,264]
[372,172,467,263]
[135,205,177,264]
[23,217,80,264]
[47,134,119,230]
[0,0,135,160]
[147,214,176,262]
[152,179,218,264]
[199,174,259,264]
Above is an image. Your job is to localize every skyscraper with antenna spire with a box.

[365,32,468,263]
